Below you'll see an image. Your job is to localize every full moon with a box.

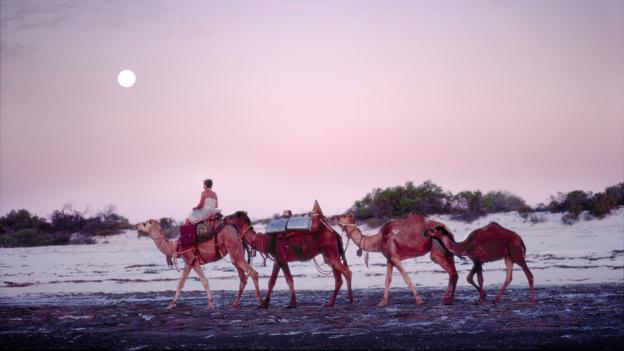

[117,69,136,88]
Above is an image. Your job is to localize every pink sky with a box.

[1,0,623,223]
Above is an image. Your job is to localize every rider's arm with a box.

[193,193,206,210]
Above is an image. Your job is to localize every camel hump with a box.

[486,222,505,230]
[406,212,427,221]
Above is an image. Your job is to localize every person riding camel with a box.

[186,178,220,225]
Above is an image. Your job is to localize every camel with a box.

[333,212,458,306]
[223,203,352,309]
[424,222,535,304]
[136,219,261,309]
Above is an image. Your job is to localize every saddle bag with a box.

[286,216,312,232]
[196,216,223,243]
[179,223,197,249]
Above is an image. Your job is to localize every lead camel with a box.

[136,219,262,309]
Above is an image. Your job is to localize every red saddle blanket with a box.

[179,213,223,250]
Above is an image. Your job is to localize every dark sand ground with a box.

[1,283,623,350]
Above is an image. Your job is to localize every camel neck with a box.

[151,232,176,257]
[438,235,468,257]
[242,227,268,254]
[347,226,382,252]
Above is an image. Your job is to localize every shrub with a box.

[0,204,133,247]
[0,228,71,247]
[545,185,622,224]
[353,180,452,219]
[451,191,486,221]
[50,205,86,233]
[562,212,579,225]
[525,213,547,224]
[605,183,624,205]
[0,209,50,233]
[482,191,528,213]
[450,211,484,223]
[589,192,615,218]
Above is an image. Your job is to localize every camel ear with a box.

[435,226,448,234]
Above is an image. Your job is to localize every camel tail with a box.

[336,233,349,268]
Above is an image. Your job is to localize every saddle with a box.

[178,213,224,250]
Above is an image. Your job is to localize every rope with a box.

[312,256,333,276]
[339,223,370,269]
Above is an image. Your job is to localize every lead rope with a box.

[239,225,269,267]
[340,223,369,269]
[151,234,182,272]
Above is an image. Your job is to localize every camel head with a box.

[136,219,162,238]
[223,211,251,231]
[424,226,451,240]
[334,212,357,236]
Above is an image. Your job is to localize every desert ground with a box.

[1,283,623,350]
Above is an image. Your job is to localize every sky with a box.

[1,0,623,223]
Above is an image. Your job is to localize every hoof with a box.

[416,299,425,305]
[377,300,388,307]
[324,302,335,308]
[230,302,240,308]
[286,304,297,309]
[259,302,269,309]
[166,302,176,309]
[443,299,453,305]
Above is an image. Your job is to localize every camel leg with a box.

[168,263,193,309]
[494,256,514,303]
[430,249,458,305]
[325,254,353,305]
[390,257,424,305]
[379,260,393,307]
[476,265,486,304]
[231,267,247,307]
[227,240,262,304]
[247,267,262,304]
[324,267,343,308]
[516,257,535,304]
[510,244,535,304]
[191,261,214,309]
[466,265,480,293]
[260,261,281,308]
[281,263,297,309]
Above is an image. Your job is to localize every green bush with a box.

[353,180,452,220]
[0,209,50,233]
[0,228,71,247]
[350,180,622,225]
[482,191,528,213]
[0,204,133,247]
[545,184,623,223]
